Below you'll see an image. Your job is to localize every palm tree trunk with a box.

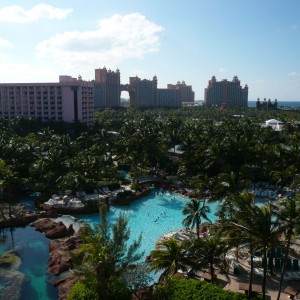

[210,261,215,284]
[262,247,267,300]
[235,242,239,263]
[196,216,200,239]
[8,186,13,218]
[248,245,254,300]
[277,232,292,300]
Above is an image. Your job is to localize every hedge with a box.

[153,277,263,300]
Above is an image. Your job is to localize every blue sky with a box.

[0,1,300,101]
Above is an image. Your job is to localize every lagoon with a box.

[0,189,219,299]
[0,226,58,300]
[77,189,219,258]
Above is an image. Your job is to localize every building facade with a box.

[94,67,120,108]
[127,76,157,107]
[204,76,248,108]
[167,81,195,104]
[94,67,194,109]
[0,75,94,126]
[256,98,278,110]
[157,88,181,107]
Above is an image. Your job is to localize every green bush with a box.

[153,277,263,300]
[67,280,98,300]
[130,183,142,192]
[67,277,131,300]
[106,277,132,300]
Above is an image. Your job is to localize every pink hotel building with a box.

[0,75,94,127]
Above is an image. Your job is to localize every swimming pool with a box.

[0,227,58,300]
[0,190,219,298]
[77,189,219,259]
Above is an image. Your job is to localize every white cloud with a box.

[36,13,164,74]
[0,4,73,23]
[0,37,12,47]
[218,67,226,73]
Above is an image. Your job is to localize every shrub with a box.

[130,183,142,192]
[153,277,263,300]
[67,277,131,300]
[67,280,98,300]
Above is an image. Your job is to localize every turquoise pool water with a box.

[78,189,219,258]
[0,190,219,298]
[0,227,58,300]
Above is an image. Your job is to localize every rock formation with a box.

[31,218,74,239]
[0,250,27,300]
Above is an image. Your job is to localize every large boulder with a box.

[31,218,56,232]
[48,237,82,276]
[54,275,81,300]
[0,250,27,300]
[0,250,21,269]
[31,219,74,239]
[45,222,70,239]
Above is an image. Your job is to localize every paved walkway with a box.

[220,257,299,299]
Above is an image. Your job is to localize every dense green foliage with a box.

[153,277,263,300]
[130,182,142,191]
[67,280,99,300]
[1,107,300,298]
[1,107,300,202]
[68,277,131,300]
[149,192,300,300]
[69,203,147,300]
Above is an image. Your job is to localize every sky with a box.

[0,1,300,101]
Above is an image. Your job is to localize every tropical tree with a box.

[189,234,230,284]
[251,203,282,300]
[275,195,300,300]
[150,238,190,282]
[225,192,282,300]
[70,203,144,300]
[0,160,19,218]
[182,199,211,239]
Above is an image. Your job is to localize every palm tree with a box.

[189,235,230,284]
[0,160,19,218]
[227,193,282,300]
[150,238,190,282]
[251,203,282,300]
[72,203,144,299]
[276,195,300,300]
[213,171,252,218]
[182,199,211,239]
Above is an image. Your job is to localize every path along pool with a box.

[0,190,219,300]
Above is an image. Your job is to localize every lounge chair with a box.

[283,271,299,282]
[253,268,263,276]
